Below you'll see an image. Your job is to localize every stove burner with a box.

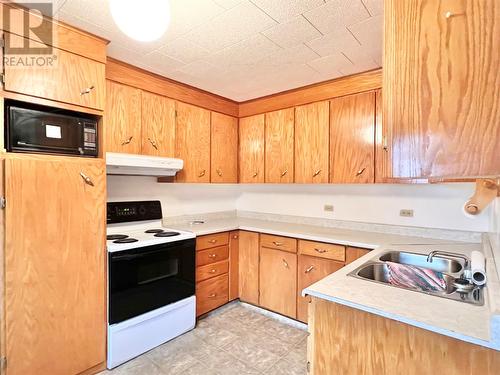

[154,231,180,237]
[107,234,129,241]
[113,238,139,244]
[145,229,165,234]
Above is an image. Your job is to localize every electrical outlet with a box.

[400,209,414,217]
[324,204,334,212]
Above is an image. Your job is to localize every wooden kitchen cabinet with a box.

[239,114,265,183]
[330,91,375,183]
[229,231,239,301]
[259,246,297,318]
[374,89,389,182]
[211,112,238,183]
[265,108,294,183]
[294,101,330,183]
[4,154,106,375]
[175,102,211,183]
[384,0,500,178]
[345,246,371,265]
[105,80,142,154]
[238,231,260,305]
[141,91,176,157]
[297,255,344,323]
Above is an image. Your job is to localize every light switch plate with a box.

[400,209,414,217]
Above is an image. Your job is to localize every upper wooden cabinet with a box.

[105,81,142,154]
[3,33,105,111]
[374,90,389,182]
[265,108,294,183]
[330,91,375,183]
[211,112,238,183]
[141,91,176,157]
[295,101,330,183]
[175,102,211,183]
[384,0,500,178]
[239,114,265,183]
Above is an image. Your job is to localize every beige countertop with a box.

[165,215,500,350]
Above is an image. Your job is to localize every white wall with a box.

[107,177,491,232]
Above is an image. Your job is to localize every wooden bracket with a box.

[464,178,500,215]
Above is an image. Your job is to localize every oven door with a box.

[108,239,195,325]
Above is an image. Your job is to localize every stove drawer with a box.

[196,245,229,267]
[196,274,229,316]
[196,260,229,282]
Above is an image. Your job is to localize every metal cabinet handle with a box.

[80,171,94,186]
[208,293,217,298]
[281,169,288,177]
[198,170,206,177]
[208,254,217,258]
[313,169,321,177]
[148,137,158,150]
[305,265,315,274]
[80,85,94,96]
[232,235,238,239]
[121,136,133,145]
[356,167,366,176]
[208,239,217,244]
[314,248,327,254]
[253,171,258,178]
[383,145,389,152]
[216,169,223,177]
[282,258,289,268]
[273,241,283,246]
[210,269,217,273]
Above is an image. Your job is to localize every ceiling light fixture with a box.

[110,0,170,42]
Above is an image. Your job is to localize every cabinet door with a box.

[4,33,105,111]
[374,89,390,182]
[141,91,176,157]
[239,114,265,183]
[105,81,142,154]
[297,255,343,323]
[175,102,211,183]
[345,247,371,265]
[211,113,238,183]
[229,231,239,301]
[330,91,375,183]
[4,155,106,375]
[295,101,329,183]
[385,0,500,178]
[259,247,297,318]
[238,231,259,305]
[265,108,294,183]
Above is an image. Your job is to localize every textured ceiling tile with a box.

[307,52,353,74]
[304,0,370,34]
[184,1,276,52]
[257,44,319,67]
[361,0,383,16]
[175,60,218,78]
[306,27,360,57]
[107,43,153,67]
[212,0,245,9]
[261,16,322,49]
[167,0,226,39]
[348,14,382,47]
[143,51,184,72]
[158,38,210,64]
[339,58,378,76]
[250,0,325,22]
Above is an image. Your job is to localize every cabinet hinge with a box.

[0,197,5,209]
[1,357,7,371]
[306,361,310,373]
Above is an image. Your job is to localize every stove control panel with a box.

[107,201,162,224]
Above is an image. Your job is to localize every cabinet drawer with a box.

[196,232,229,250]
[196,260,229,282]
[196,245,229,267]
[196,274,229,316]
[298,240,345,262]
[260,234,297,253]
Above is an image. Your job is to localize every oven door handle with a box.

[111,248,171,261]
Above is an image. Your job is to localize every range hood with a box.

[106,153,183,177]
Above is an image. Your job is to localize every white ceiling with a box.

[48,0,382,101]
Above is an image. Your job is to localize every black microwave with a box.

[5,102,98,157]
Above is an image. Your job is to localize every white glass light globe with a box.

[110,0,170,42]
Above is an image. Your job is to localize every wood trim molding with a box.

[238,69,382,117]
[106,58,239,117]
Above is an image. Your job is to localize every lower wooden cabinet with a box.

[259,247,297,318]
[229,231,239,301]
[196,274,229,316]
[345,246,372,265]
[238,231,260,305]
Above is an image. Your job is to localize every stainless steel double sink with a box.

[348,251,484,306]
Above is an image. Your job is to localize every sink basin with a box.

[379,251,463,274]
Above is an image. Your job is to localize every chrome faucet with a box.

[427,250,470,270]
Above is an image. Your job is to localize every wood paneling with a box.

[239,69,382,117]
[260,234,297,253]
[105,81,142,154]
[297,255,343,323]
[175,102,211,183]
[196,274,229,317]
[141,91,176,157]
[384,0,500,178]
[345,247,371,265]
[239,114,265,183]
[374,89,390,182]
[196,232,229,251]
[196,260,229,283]
[229,231,239,301]
[4,33,105,111]
[196,246,229,267]
[211,112,238,183]
[309,298,500,375]
[294,101,330,183]
[298,240,345,262]
[259,247,297,318]
[238,231,260,305]
[265,108,294,183]
[330,91,375,183]
[4,154,106,375]
[106,59,238,117]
